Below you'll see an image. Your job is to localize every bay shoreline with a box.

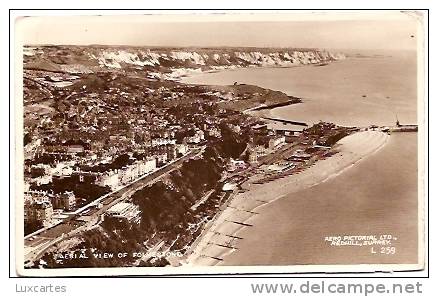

[183,130,390,266]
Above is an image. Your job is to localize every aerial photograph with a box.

[17,11,423,274]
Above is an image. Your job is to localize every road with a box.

[24,147,204,264]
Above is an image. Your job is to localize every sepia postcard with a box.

[14,10,426,276]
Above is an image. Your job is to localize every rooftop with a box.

[107,202,138,215]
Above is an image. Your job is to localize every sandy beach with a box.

[184,130,390,266]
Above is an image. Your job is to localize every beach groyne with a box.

[185,130,390,266]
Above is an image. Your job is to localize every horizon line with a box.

[23,44,417,52]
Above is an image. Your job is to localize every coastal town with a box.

[22,45,414,268]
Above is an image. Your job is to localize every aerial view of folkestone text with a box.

[15,11,426,276]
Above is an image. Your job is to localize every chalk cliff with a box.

[24,46,346,80]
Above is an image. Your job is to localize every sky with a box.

[16,12,421,51]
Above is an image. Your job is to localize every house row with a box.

[93,158,157,190]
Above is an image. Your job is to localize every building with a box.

[222,182,237,192]
[51,191,76,211]
[208,127,222,138]
[229,124,241,134]
[95,169,120,190]
[31,175,53,186]
[176,143,189,156]
[266,162,295,173]
[118,157,157,185]
[288,150,312,162]
[184,135,199,144]
[226,159,247,172]
[119,166,134,184]
[139,158,157,175]
[184,129,205,144]
[197,130,205,141]
[67,144,85,154]
[74,171,98,184]
[251,123,268,131]
[131,158,156,178]
[268,136,286,149]
[155,152,168,166]
[25,201,54,227]
[105,202,141,225]
[52,162,74,176]
[24,191,51,204]
[166,145,177,161]
[30,164,51,176]
[151,138,176,147]
[248,145,269,163]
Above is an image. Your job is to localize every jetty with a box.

[389,124,418,132]
[372,123,418,133]
[262,117,308,127]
